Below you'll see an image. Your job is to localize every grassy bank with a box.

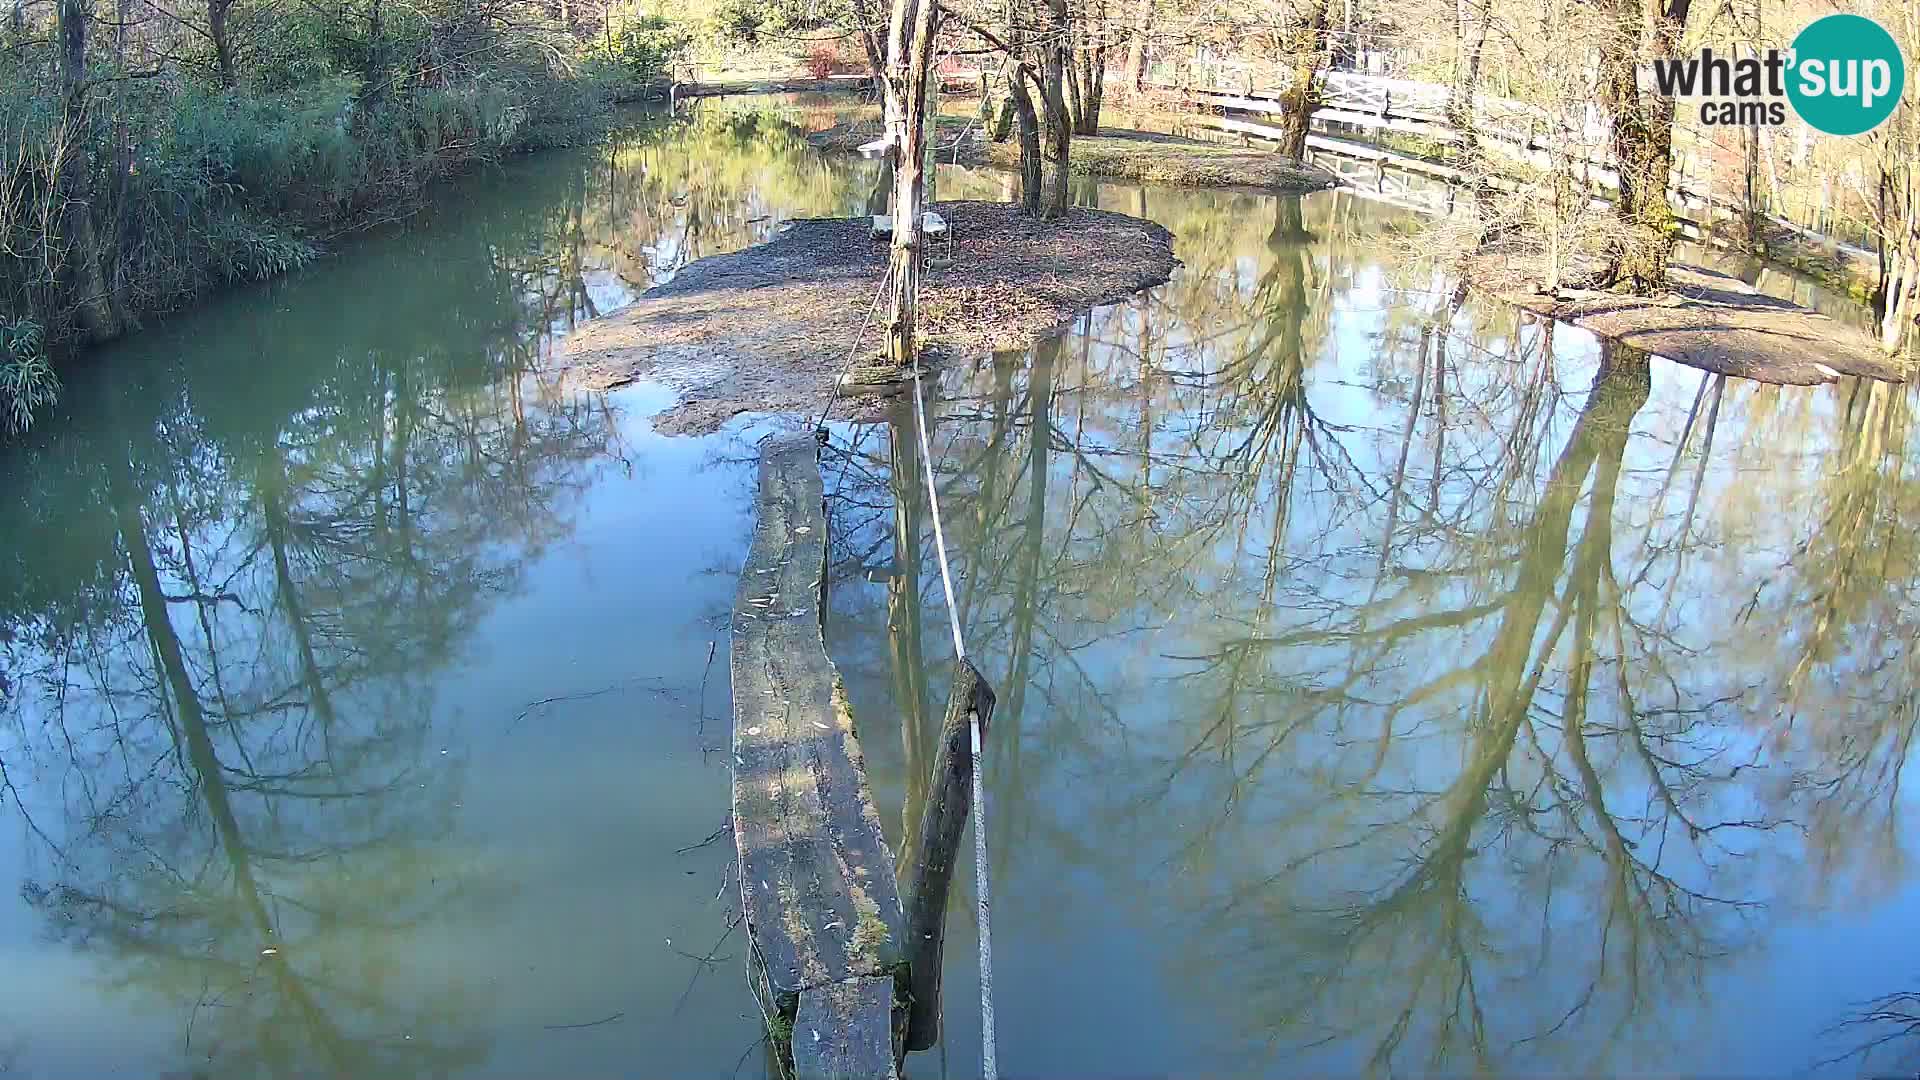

[0,0,704,435]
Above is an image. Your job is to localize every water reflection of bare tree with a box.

[2,193,622,1076]
[1763,380,1920,904]
[1815,988,1920,1075]
[819,182,1920,1074]
[1185,350,1786,1062]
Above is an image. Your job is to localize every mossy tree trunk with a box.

[1596,0,1692,295]
[945,1,1060,217]
[1274,0,1334,161]
[1039,0,1071,217]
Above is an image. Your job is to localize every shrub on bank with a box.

[1,319,54,436]
[587,11,695,92]
[0,3,689,435]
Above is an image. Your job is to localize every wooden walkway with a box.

[732,434,906,1079]
[1153,62,1876,267]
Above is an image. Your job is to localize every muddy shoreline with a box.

[1468,254,1908,386]
[556,201,1180,434]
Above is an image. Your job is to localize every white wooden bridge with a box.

[1147,54,1874,272]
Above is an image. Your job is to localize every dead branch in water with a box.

[505,676,681,732]
[676,818,732,854]
[541,1011,626,1031]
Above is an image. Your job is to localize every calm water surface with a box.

[3,100,1918,1077]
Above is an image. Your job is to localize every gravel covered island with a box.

[556,200,1180,434]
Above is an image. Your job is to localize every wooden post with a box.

[902,657,997,1052]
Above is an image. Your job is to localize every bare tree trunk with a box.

[1068,32,1106,135]
[866,152,895,216]
[366,0,388,104]
[902,659,995,1052]
[1448,0,1502,235]
[1063,48,1084,131]
[1010,67,1043,215]
[851,0,885,75]
[1875,81,1918,354]
[984,72,1015,141]
[1882,249,1915,353]
[209,0,236,86]
[1039,0,1071,216]
[1446,0,1486,134]
[1879,171,1916,353]
[883,0,939,365]
[1083,41,1105,132]
[106,0,134,322]
[1121,0,1149,91]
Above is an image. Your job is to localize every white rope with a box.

[909,367,967,663]
[908,362,997,1080]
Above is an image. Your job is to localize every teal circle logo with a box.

[1786,14,1906,136]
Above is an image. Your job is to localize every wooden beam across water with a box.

[672,76,876,99]
[732,433,908,1079]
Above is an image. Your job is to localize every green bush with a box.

[0,0,651,435]
[707,0,776,46]
[584,12,691,89]
[702,0,849,48]
[1,319,56,435]
[163,81,361,212]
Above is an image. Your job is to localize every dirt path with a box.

[556,201,1178,434]
[1469,255,1908,386]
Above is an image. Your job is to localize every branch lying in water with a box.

[504,676,681,732]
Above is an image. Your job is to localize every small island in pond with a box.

[554,201,1179,434]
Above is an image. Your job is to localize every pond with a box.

[2,99,1917,1078]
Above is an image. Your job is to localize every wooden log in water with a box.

[902,657,997,1052]
[794,976,899,1079]
[732,433,908,1079]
